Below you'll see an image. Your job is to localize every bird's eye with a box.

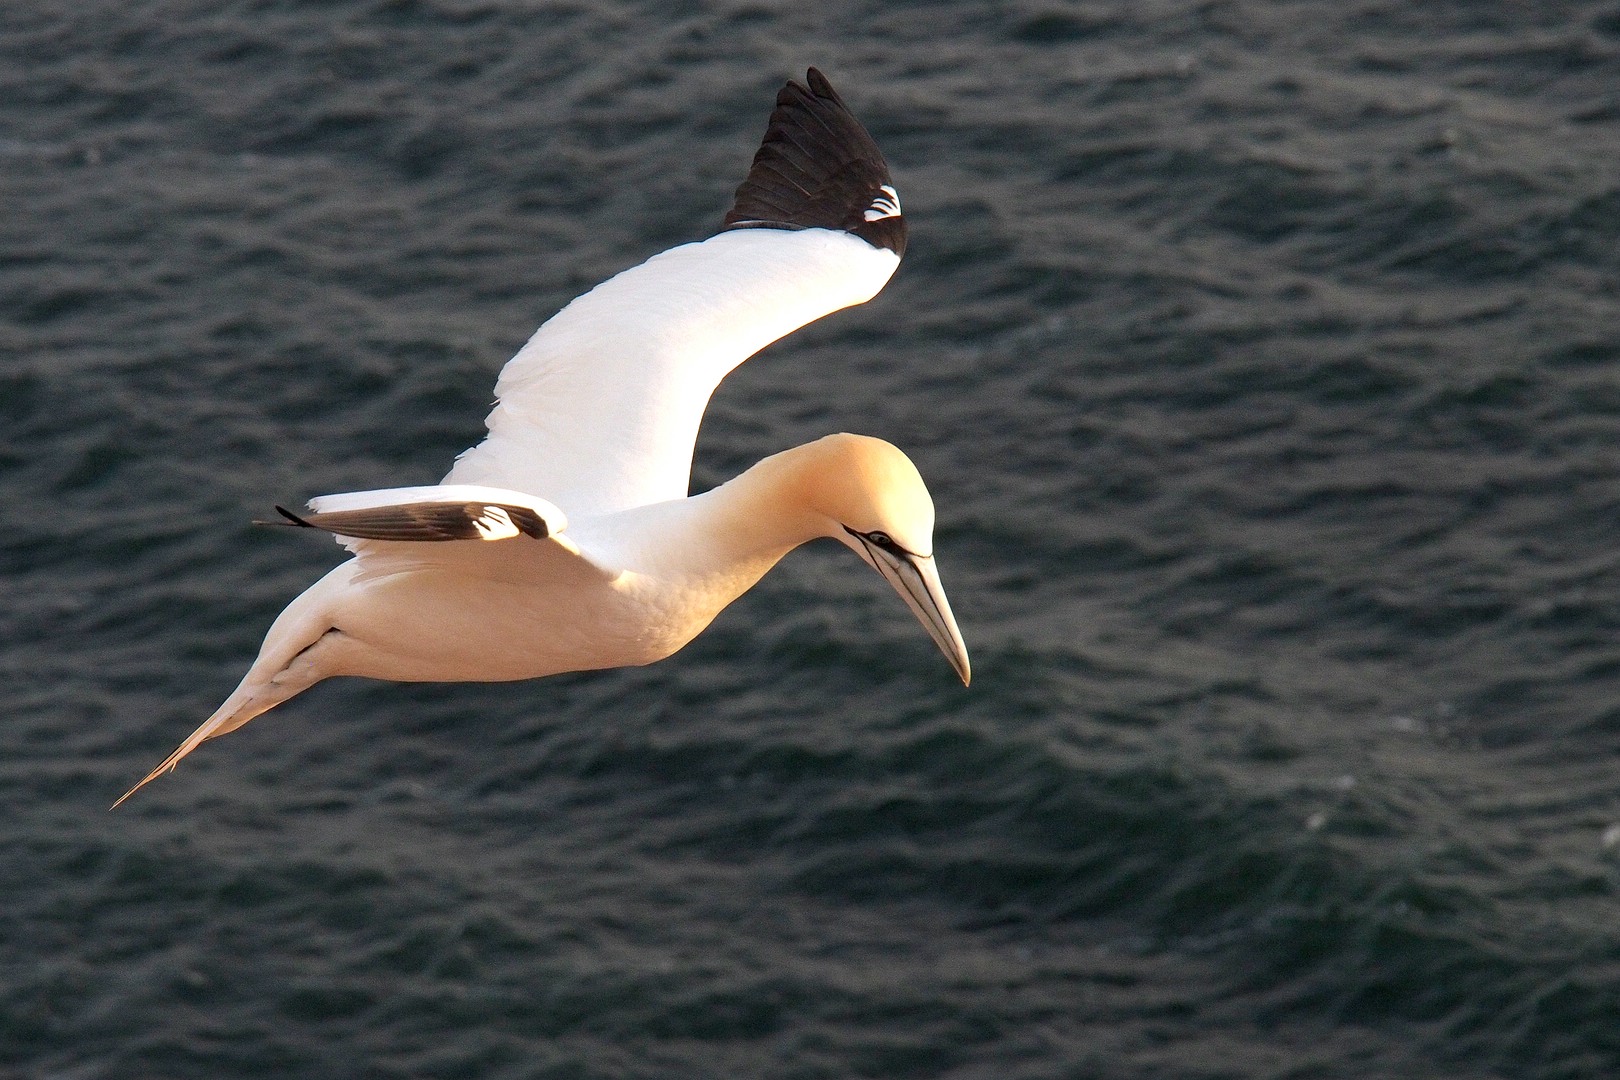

[866,530,896,549]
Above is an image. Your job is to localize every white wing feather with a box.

[443,227,900,518]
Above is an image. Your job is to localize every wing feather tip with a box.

[723,68,907,256]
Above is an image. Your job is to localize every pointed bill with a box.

[858,541,971,686]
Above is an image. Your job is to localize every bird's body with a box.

[117,70,967,806]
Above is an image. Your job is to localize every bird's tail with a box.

[111,569,352,808]
[111,671,311,809]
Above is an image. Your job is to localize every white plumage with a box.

[448,228,900,518]
[117,69,968,807]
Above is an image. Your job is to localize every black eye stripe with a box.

[843,525,919,559]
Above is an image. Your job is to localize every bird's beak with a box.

[853,538,971,686]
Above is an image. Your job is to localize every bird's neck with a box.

[599,442,831,589]
[527,444,841,667]
[689,443,832,565]
[553,447,825,649]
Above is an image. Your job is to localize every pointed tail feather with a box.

[114,563,356,808]
[111,681,285,808]
[110,633,338,809]
[111,726,224,809]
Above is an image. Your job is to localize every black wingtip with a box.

[722,68,906,256]
[805,66,837,98]
[270,505,313,527]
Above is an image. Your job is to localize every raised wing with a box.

[443,68,906,519]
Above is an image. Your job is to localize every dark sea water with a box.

[6,2,1620,1077]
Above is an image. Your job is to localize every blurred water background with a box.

[6,1,1620,1076]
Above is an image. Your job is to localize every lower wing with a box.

[272,484,615,585]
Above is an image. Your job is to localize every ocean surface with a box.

[6,2,1620,1077]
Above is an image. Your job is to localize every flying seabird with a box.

[115,68,968,807]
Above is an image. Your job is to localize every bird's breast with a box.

[325,561,738,684]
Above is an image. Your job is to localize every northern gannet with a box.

[116,69,968,807]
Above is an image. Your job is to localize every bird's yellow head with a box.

[782,433,969,685]
[789,433,933,549]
